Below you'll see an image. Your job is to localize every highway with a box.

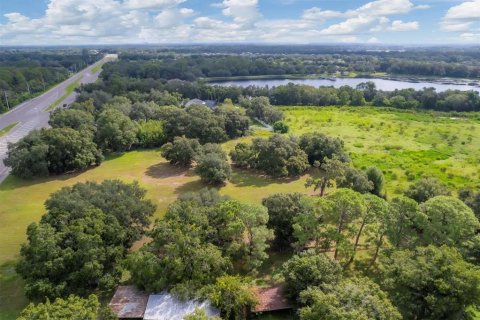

[0,54,116,183]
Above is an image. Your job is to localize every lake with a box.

[210,77,480,93]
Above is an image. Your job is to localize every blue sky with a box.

[0,0,479,45]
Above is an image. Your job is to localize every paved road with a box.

[0,54,116,183]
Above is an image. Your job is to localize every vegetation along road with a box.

[0,54,116,182]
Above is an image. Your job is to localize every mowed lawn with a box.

[284,106,480,195]
[0,148,311,319]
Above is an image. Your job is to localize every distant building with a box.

[109,286,220,320]
[184,99,217,109]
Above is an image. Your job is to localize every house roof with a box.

[109,285,149,319]
[143,292,220,320]
[185,99,206,108]
[252,285,293,313]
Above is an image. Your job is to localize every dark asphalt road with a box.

[0,55,116,183]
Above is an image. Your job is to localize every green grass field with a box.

[1,106,480,318]
[0,149,312,319]
[283,106,480,195]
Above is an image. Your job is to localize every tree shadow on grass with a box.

[173,179,206,195]
[145,162,196,179]
[0,260,27,317]
[0,153,127,191]
[0,169,86,191]
[229,168,303,188]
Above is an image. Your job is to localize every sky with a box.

[0,0,479,45]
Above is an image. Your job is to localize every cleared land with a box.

[284,106,480,195]
[1,107,480,318]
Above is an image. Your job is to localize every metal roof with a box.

[252,285,293,313]
[143,292,220,320]
[109,286,149,319]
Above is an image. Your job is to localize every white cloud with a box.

[460,32,480,41]
[414,4,431,10]
[319,15,377,35]
[367,37,380,43]
[0,0,437,44]
[155,8,194,28]
[348,0,414,17]
[215,0,261,25]
[123,0,185,10]
[302,7,344,20]
[389,20,419,31]
[441,0,480,32]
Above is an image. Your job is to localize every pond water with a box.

[211,77,480,93]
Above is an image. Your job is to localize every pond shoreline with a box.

[209,76,480,93]
[205,74,480,88]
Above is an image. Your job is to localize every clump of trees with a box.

[162,137,202,167]
[239,96,283,125]
[298,277,401,320]
[16,180,155,299]
[208,276,257,320]
[405,176,451,203]
[126,189,273,297]
[195,145,232,185]
[381,245,480,320]
[230,134,309,177]
[162,138,232,185]
[18,295,115,320]
[4,128,102,178]
[5,92,250,179]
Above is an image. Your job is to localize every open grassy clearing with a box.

[0,148,312,319]
[284,106,480,195]
[0,123,17,138]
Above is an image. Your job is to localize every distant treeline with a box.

[82,75,480,112]
[0,49,102,112]
[105,51,480,80]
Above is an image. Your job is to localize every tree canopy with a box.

[16,180,155,299]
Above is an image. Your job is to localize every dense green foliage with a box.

[282,251,342,299]
[49,108,95,133]
[405,176,451,203]
[238,96,283,125]
[16,180,155,299]
[95,108,138,152]
[262,193,308,249]
[104,49,480,80]
[459,188,480,219]
[299,278,401,320]
[4,128,102,178]
[195,151,232,185]
[126,190,272,297]
[208,276,257,320]
[161,137,202,167]
[230,134,309,177]
[381,245,480,319]
[17,295,115,320]
[298,132,349,165]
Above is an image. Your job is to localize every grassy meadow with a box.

[0,149,311,319]
[1,106,480,318]
[284,106,480,195]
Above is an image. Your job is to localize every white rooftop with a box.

[143,292,220,320]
